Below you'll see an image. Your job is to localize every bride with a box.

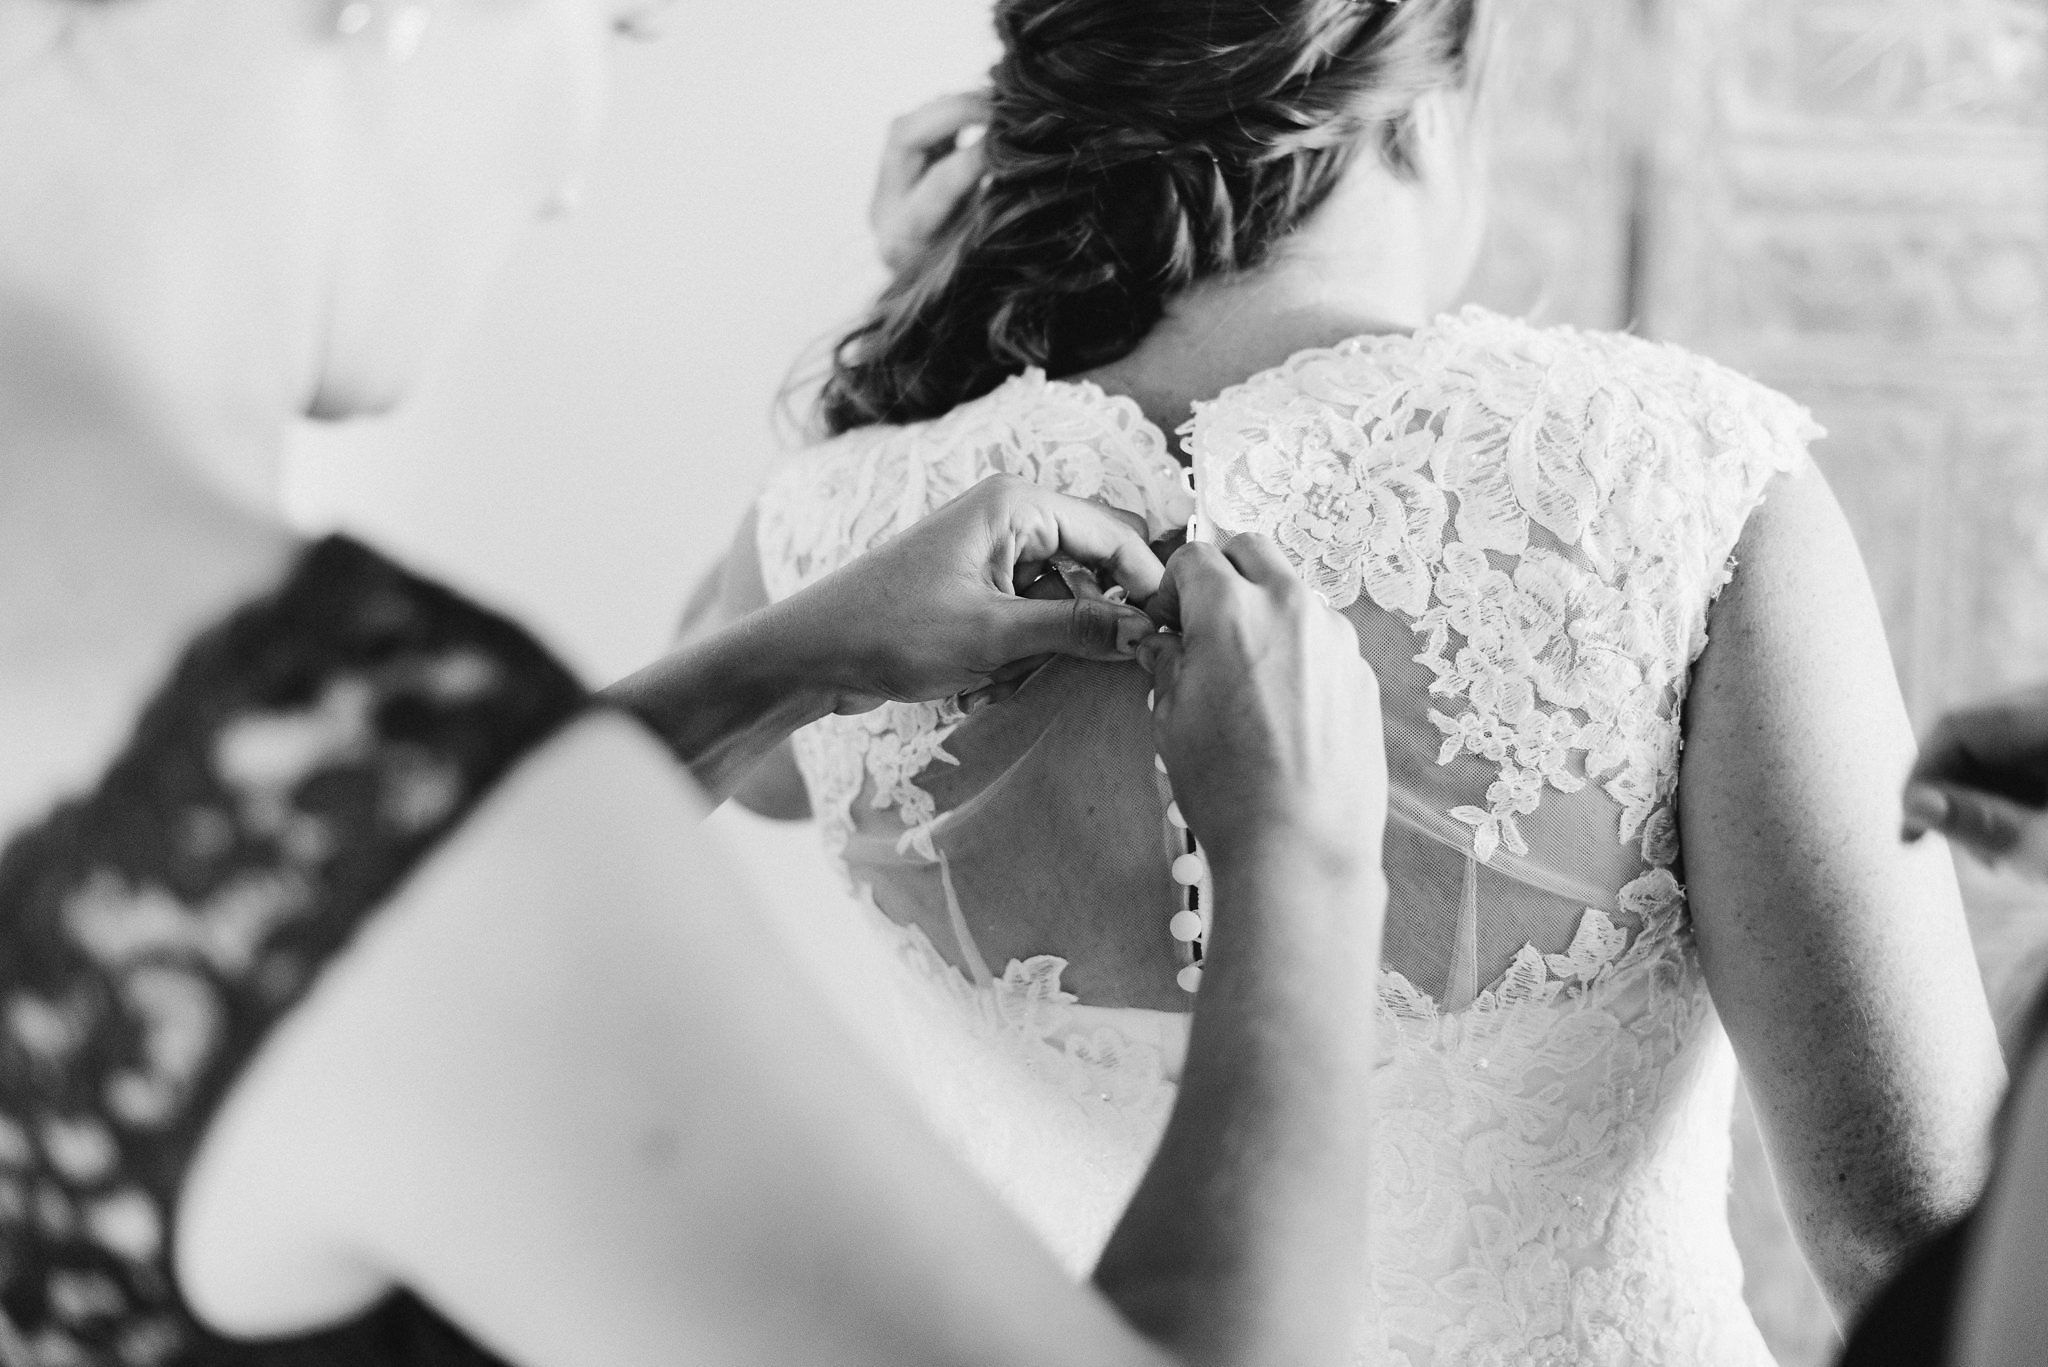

[702,0,2005,1360]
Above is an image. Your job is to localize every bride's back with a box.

[774,0,1497,1012]
[753,310,1810,1362]
[742,1,1997,1354]
[758,308,1815,1021]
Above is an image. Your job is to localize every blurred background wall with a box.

[1468,2,2047,1360]
[287,3,2047,1364]
[287,0,1000,938]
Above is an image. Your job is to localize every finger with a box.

[984,482,1166,602]
[1900,781,1950,843]
[1020,566,1068,601]
[957,651,1051,715]
[902,139,987,229]
[1144,562,1183,631]
[990,595,1156,665]
[871,92,990,224]
[1049,553,1107,601]
[1155,541,1239,631]
[1135,631,1182,680]
[960,673,1030,715]
[1904,780,2046,866]
[1145,541,1234,630]
[1218,531,1306,592]
[887,90,992,163]
[1143,638,1187,743]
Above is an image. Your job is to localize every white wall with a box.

[285,3,998,902]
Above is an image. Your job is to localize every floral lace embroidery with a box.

[789,699,969,863]
[1190,306,1817,866]
[759,319,1807,1365]
[759,369,1193,860]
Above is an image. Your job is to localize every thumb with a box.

[995,595,1156,664]
[1136,633,1185,705]
[1906,780,2048,874]
[1135,632,1181,680]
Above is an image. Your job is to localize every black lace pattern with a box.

[0,537,586,1366]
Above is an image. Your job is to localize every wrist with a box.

[603,600,841,795]
[1207,828,1386,953]
[727,595,853,724]
[1205,819,1382,892]
[1201,839,1386,1023]
[763,581,893,716]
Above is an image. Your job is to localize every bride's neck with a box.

[1079,160,1441,437]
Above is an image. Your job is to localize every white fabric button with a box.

[1165,801,1187,829]
[1171,852,1206,886]
[1169,910,1204,942]
[1176,963,1204,993]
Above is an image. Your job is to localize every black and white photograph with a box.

[1,1,2044,1364]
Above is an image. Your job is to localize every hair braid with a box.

[818,0,1479,435]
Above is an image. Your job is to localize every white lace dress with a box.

[754,308,1817,1366]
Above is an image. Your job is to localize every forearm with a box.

[1094,843,1384,1367]
[603,599,841,804]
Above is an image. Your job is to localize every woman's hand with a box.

[1904,681,2048,878]
[870,91,988,272]
[1098,535,1386,1359]
[1136,535,1385,880]
[605,475,1163,800]
[786,473,1162,713]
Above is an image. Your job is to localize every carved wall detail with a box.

[1469,3,2048,1361]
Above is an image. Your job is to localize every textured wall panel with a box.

[1471,2,2048,1360]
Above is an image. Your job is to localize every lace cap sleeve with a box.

[1676,348,1824,601]
[1188,307,1821,619]
[755,370,1194,604]
[1185,308,1824,875]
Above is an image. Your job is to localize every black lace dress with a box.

[0,536,587,1366]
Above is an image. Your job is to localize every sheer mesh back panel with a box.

[830,601,1647,1011]
[1348,597,1646,1007]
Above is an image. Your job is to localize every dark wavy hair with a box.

[817,0,1481,436]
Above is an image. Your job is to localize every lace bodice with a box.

[756,368,1196,867]
[756,307,1816,1365]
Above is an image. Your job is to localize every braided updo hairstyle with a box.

[818,0,1480,435]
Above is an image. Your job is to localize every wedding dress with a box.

[753,307,1815,1366]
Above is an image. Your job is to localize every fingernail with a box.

[1902,783,1948,838]
[1104,586,1129,605]
[1116,613,1154,656]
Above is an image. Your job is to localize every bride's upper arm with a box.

[190,712,1161,1367]
[1678,460,2003,1308]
